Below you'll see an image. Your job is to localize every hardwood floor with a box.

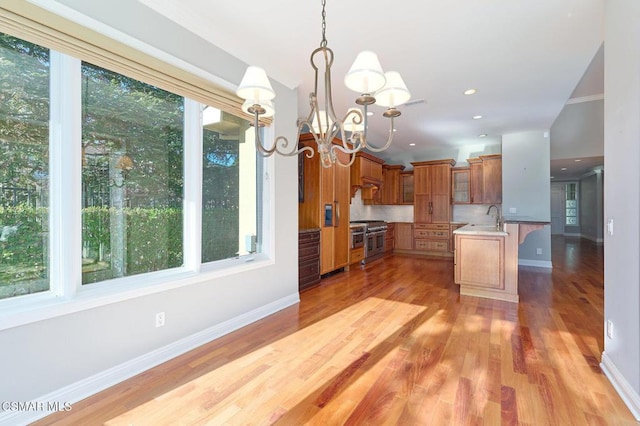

[35,236,636,425]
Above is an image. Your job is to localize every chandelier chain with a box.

[320,0,327,48]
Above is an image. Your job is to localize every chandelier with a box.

[235,0,411,168]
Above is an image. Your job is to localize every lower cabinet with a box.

[454,234,504,289]
[414,223,450,253]
[299,229,320,291]
[385,223,395,252]
[394,222,414,250]
[350,246,365,265]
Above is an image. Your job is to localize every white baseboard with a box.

[518,259,553,269]
[600,351,640,421]
[0,293,300,426]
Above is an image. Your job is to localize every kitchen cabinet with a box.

[465,155,501,204]
[385,222,395,252]
[455,233,504,290]
[351,151,384,202]
[298,229,321,291]
[350,246,365,265]
[452,168,470,204]
[468,158,484,204]
[400,171,414,204]
[412,159,455,224]
[298,133,350,275]
[414,223,450,253]
[481,154,502,204]
[381,164,405,205]
[394,222,413,251]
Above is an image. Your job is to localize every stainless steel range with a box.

[350,220,388,264]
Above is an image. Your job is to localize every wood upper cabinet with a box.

[411,159,455,224]
[481,154,502,204]
[298,133,350,275]
[380,164,405,205]
[467,158,484,204]
[400,171,414,204]
[351,152,384,202]
[452,168,470,204]
[466,155,501,204]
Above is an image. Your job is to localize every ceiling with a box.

[138,0,605,174]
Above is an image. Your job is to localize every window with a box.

[0,29,267,305]
[565,182,578,225]
[201,108,261,262]
[0,34,50,300]
[81,62,185,284]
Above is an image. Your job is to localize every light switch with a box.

[509,207,517,214]
[607,219,614,236]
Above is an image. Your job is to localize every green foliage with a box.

[202,208,239,261]
[125,207,183,274]
[0,204,47,267]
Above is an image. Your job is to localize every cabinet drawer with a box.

[414,223,450,231]
[299,231,320,243]
[350,246,365,264]
[414,229,449,239]
[414,239,450,252]
[299,243,320,261]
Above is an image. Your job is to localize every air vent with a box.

[404,99,425,107]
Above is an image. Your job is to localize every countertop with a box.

[453,223,508,236]
[502,216,551,225]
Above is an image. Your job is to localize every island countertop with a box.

[453,223,508,236]
[502,215,551,225]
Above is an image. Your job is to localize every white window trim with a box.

[0,49,278,332]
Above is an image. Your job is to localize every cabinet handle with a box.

[429,201,433,215]
[335,200,340,228]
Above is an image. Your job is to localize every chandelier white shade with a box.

[375,71,411,109]
[344,51,386,96]
[236,66,275,102]
[235,0,410,167]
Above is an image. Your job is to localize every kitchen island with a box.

[453,218,549,302]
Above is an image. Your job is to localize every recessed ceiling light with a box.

[393,128,397,132]
[366,111,374,116]
[574,159,582,162]
[479,134,487,138]
[473,115,483,120]
[464,89,477,95]
[561,167,567,171]
[550,176,555,179]
[409,143,416,146]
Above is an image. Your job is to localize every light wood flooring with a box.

[35,236,637,425]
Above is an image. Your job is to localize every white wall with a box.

[601,0,640,419]
[551,100,604,160]
[0,0,300,418]
[502,131,552,267]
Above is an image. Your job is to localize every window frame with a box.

[564,182,579,226]
[0,39,276,331]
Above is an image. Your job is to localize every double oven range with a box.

[350,220,388,264]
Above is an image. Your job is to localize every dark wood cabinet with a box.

[298,229,320,291]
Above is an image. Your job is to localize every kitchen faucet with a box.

[486,204,502,229]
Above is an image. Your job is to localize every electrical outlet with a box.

[536,248,542,255]
[509,207,517,214]
[607,320,614,339]
[155,312,165,328]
